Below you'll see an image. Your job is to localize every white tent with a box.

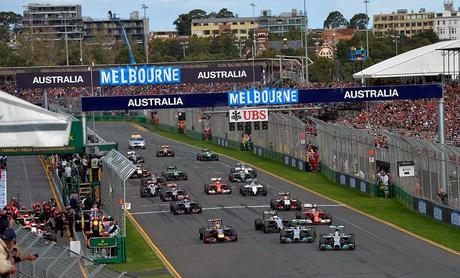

[0,90,72,147]
[353,40,460,79]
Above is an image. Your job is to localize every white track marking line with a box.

[130,204,342,215]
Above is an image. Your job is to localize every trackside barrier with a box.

[93,114,460,228]
[11,224,135,278]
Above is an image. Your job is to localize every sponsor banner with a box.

[229,108,268,123]
[89,237,117,248]
[451,212,460,227]
[418,200,427,214]
[433,206,443,221]
[360,181,367,193]
[398,161,415,177]
[81,84,442,111]
[16,71,97,88]
[350,177,356,188]
[181,66,262,84]
[0,170,6,209]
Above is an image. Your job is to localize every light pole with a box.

[64,14,69,66]
[390,34,400,55]
[304,0,309,84]
[364,0,370,59]
[180,41,189,58]
[142,4,149,64]
[235,39,245,58]
[251,3,256,89]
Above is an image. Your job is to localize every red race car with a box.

[270,192,302,211]
[295,204,332,224]
[204,178,232,195]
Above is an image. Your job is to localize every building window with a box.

[240,29,247,34]
[212,30,219,35]
[240,22,245,25]
[204,30,210,35]
[233,22,237,25]
[203,23,208,26]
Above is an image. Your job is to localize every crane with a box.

[108,10,136,64]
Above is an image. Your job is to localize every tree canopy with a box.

[323,11,349,29]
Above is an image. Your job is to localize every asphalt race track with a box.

[96,122,460,278]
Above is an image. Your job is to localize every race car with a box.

[319,225,355,251]
[270,192,302,211]
[128,134,146,149]
[130,165,151,179]
[198,219,238,244]
[140,180,157,197]
[295,204,332,225]
[126,151,144,163]
[196,149,219,161]
[204,178,232,195]
[280,220,316,244]
[156,145,175,157]
[170,199,202,215]
[254,210,291,233]
[159,186,190,202]
[228,163,257,182]
[239,179,267,196]
[161,166,188,181]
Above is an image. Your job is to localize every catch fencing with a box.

[11,224,134,278]
[311,118,460,212]
[100,150,137,240]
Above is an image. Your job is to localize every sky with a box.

[1,0,448,31]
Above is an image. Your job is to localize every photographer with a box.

[0,228,37,277]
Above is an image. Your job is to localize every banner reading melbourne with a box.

[16,71,97,89]
[81,84,442,111]
[98,65,262,86]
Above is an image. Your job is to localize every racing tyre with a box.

[156,152,160,157]
[295,211,303,219]
[182,175,188,180]
[279,230,287,244]
[214,156,219,161]
[270,199,277,210]
[229,229,238,241]
[348,233,355,245]
[204,185,210,195]
[254,218,263,230]
[261,190,268,196]
[202,231,211,243]
[241,188,247,196]
[296,202,303,211]
[199,228,206,240]
[326,213,333,223]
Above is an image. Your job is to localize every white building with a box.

[435,1,460,40]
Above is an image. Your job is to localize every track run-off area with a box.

[96,122,460,278]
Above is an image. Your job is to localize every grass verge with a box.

[111,219,170,277]
[142,125,460,253]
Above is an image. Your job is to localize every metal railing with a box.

[11,224,135,278]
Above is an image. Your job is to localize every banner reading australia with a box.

[16,71,96,89]
[98,65,262,86]
[81,84,442,111]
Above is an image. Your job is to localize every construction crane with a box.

[108,10,136,64]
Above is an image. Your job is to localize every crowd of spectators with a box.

[333,84,460,146]
[1,79,459,146]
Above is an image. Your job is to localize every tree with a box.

[174,9,207,36]
[350,13,369,30]
[0,12,22,42]
[323,11,349,29]
[216,8,234,18]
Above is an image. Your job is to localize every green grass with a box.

[111,219,170,277]
[144,126,460,253]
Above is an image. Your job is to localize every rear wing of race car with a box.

[263,210,278,217]
[303,203,318,208]
[127,151,136,155]
[131,134,143,139]
[329,225,345,232]
[161,145,170,148]
[278,192,291,196]
[289,219,309,226]
[211,178,222,182]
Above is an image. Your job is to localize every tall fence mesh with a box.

[11,224,135,278]
[101,150,137,238]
